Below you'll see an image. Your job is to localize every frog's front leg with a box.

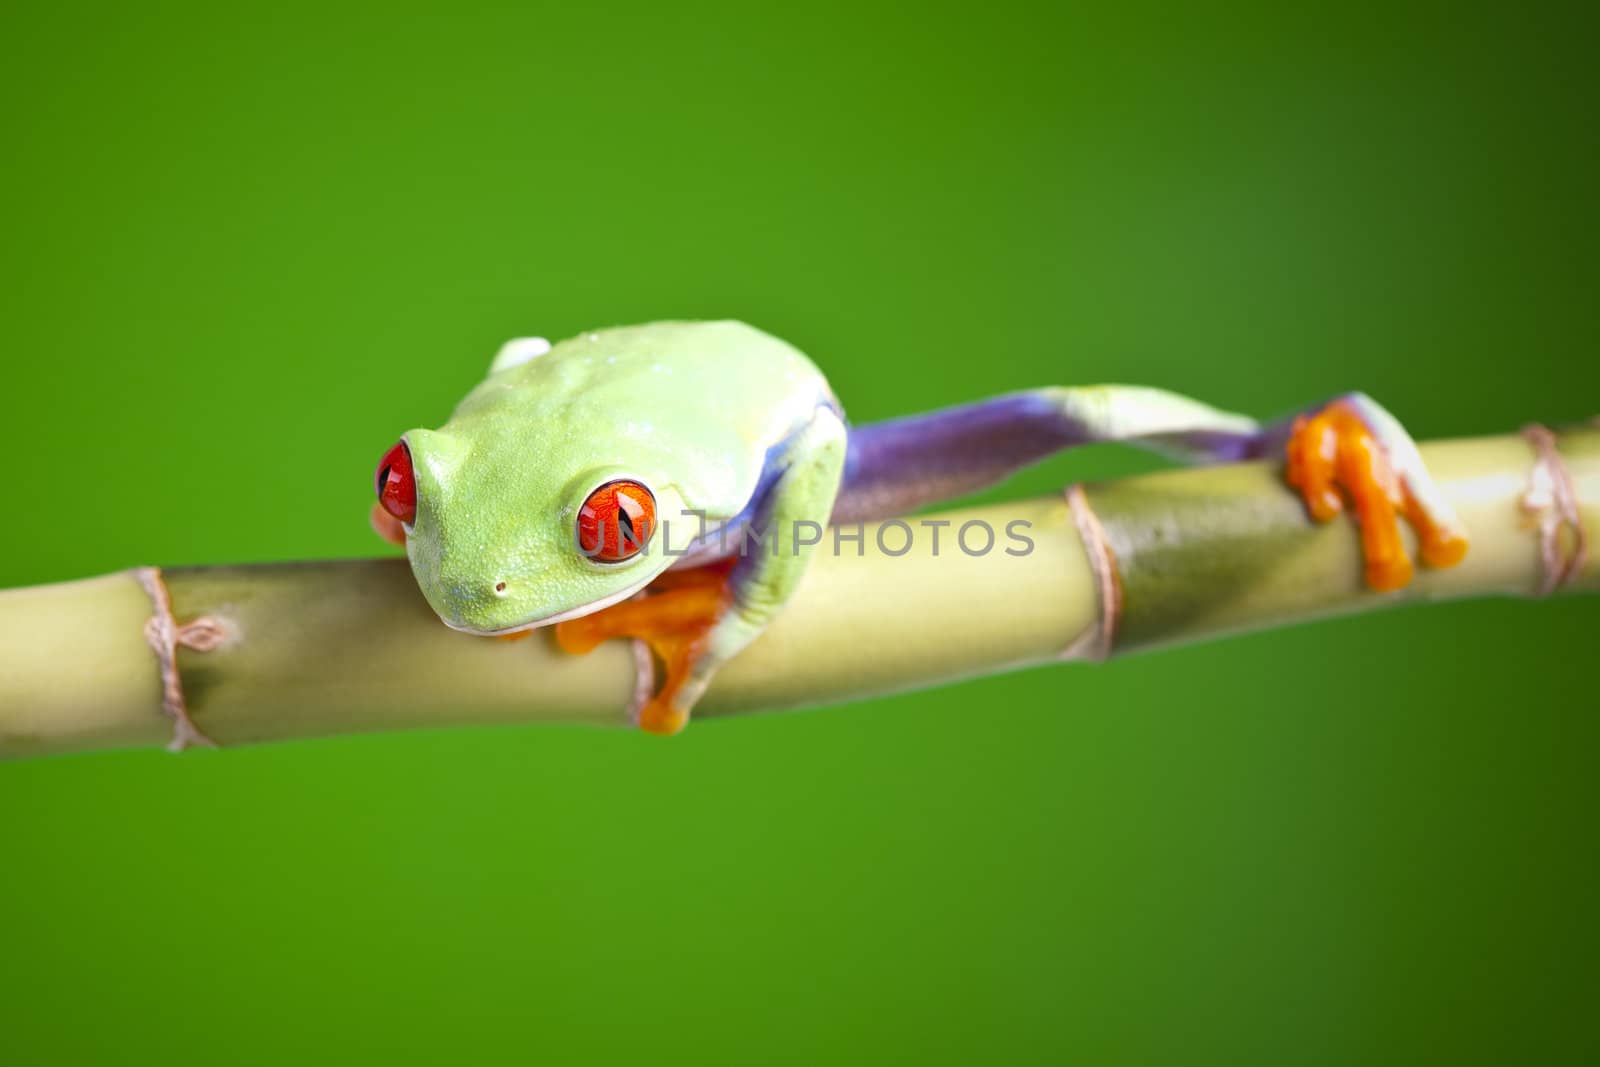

[835,385,1467,590]
[554,408,848,735]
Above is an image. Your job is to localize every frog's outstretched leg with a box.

[832,386,1265,523]
[835,386,1467,590]
[556,409,848,735]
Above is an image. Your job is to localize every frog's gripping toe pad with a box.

[1284,398,1469,591]
[552,565,732,736]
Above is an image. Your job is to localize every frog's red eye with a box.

[375,440,417,525]
[577,480,656,562]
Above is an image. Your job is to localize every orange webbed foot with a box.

[553,561,734,735]
[1284,399,1468,591]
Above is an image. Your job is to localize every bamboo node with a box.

[1519,424,1588,596]
[1062,484,1122,661]
[134,566,226,752]
[628,638,654,726]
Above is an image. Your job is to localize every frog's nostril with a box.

[493,580,508,596]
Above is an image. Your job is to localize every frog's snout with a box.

[420,566,554,636]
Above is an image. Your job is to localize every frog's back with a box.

[460,320,825,419]
[446,320,833,515]
[553,320,827,426]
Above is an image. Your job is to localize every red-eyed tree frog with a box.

[372,320,1467,735]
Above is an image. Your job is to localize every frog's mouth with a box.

[435,568,660,637]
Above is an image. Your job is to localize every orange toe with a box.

[1284,412,1345,522]
[1403,493,1470,570]
[638,702,690,736]
[1336,426,1412,592]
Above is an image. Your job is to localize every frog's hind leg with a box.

[835,386,1467,591]
[833,386,1265,523]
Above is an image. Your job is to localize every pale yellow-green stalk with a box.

[0,427,1593,761]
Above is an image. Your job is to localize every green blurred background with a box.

[2,3,1597,1063]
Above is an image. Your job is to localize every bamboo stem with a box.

[1,427,1594,761]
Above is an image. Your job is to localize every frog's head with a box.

[373,426,686,635]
